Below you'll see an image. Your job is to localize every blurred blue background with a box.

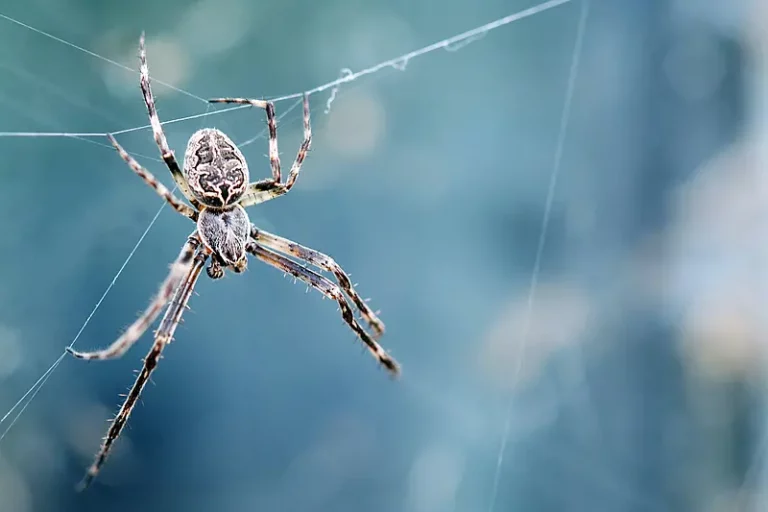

[0,0,763,510]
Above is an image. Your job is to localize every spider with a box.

[66,33,399,490]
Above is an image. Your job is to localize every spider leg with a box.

[107,134,197,220]
[76,248,208,491]
[283,94,313,190]
[138,33,202,210]
[66,232,200,360]
[209,94,312,208]
[250,226,385,338]
[235,178,287,208]
[246,241,399,376]
[207,97,282,182]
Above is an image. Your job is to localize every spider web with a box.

[0,0,589,509]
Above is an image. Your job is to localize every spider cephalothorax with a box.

[66,33,398,491]
[184,128,249,207]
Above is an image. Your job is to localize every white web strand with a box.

[0,12,206,103]
[0,0,576,442]
[269,0,574,102]
[0,196,171,441]
[0,0,574,139]
[487,1,589,511]
[324,68,353,114]
[0,131,106,137]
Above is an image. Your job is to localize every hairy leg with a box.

[251,225,384,338]
[76,248,208,491]
[207,97,281,182]
[107,134,197,220]
[210,94,312,207]
[67,233,200,360]
[246,241,399,376]
[138,33,202,209]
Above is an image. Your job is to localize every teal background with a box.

[0,0,762,511]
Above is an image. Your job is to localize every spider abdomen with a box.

[184,128,249,207]
[198,205,250,266]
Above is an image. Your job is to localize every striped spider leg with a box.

[73,245,209,491]
[250,225,386,339]
[67,233,201,361]
[138,32,202,210]
[207,93,312,207]
[106,134,198,221]
[246,241,399,375]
